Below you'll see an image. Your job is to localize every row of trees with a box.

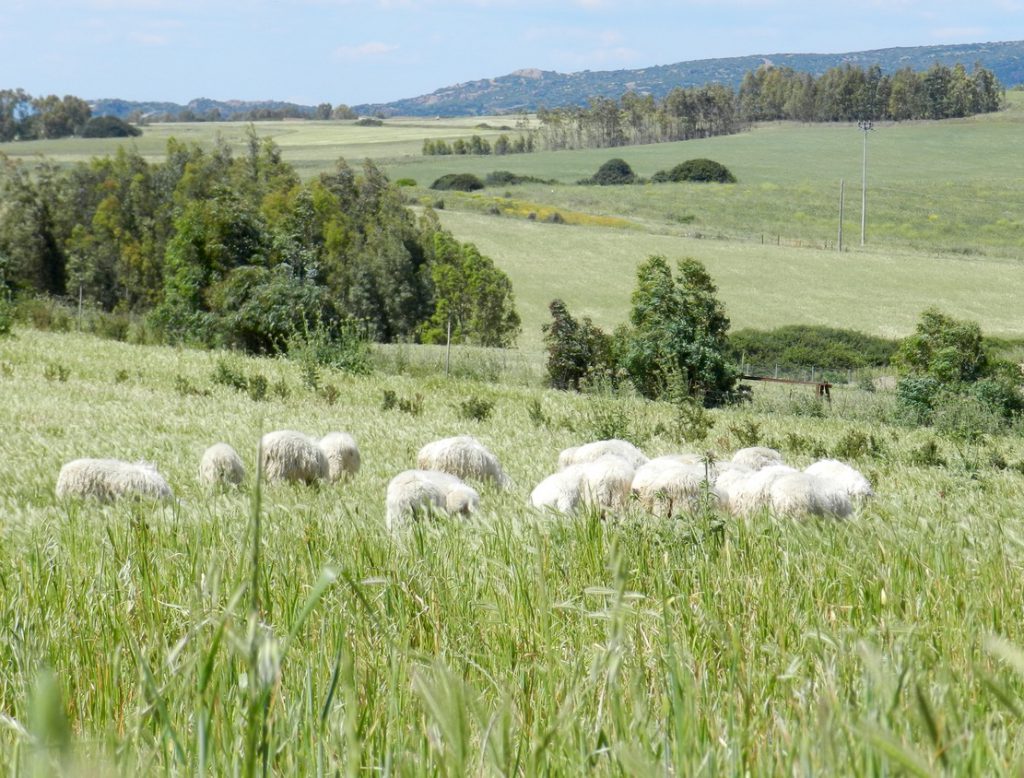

[0,132,520,351]
[422,134,535,156]
[137,103,361,124]
[739,62,1003,122]
[519,61,1004,152]
[0,89,91,141]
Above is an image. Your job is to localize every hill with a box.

[90,96,317,120]
[353,40,1024,116]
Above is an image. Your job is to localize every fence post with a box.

[774,363,778,379]
[445,316,452,377]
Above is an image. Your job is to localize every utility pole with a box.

[858,120,873,246]
[838,178,844,252]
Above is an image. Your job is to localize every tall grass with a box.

[2,328,1024,773]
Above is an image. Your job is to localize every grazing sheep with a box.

[769,472,853,518]
[531,455,635,515]
[632,457,723,517]
[56,458,173,502]
[558,439,649,470]
[385,469,480,529]
[804,459,874,500]
[723,464,798,516]
[320,432,361,482]
[260,430,328,485]
[730,446,785,471]
[416,435,511,488]
[199,443,245,486]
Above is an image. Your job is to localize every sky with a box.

[2,0,1023,106]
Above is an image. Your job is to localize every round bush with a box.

[430,173,485,192]
[652,158,736,184]
[82,116,142,138]
[585,158,636,186]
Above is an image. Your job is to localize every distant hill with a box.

[90,40,1024,121]
[90,97,316,120]
[352,40,1024,117]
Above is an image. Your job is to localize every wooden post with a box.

[445,316,452,377]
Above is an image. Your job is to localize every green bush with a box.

[0,295,12,337]
[729,325,898,372]
[484,171,554,186]
[81,116,142,138]
[395,178,417,187]
[430,174,485,192]
[458,395,495,422]
[581,158,636,186]
[651,159,736,183]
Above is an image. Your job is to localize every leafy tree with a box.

[619,255,736,405]
[82,116,142,138]
[543,299,612,390]
[421,228,520,347]
[582,158,636,185]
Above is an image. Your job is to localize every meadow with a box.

[4,98,1022,354]
[4,326,1024,774]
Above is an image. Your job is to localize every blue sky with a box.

[2,0,1023,105]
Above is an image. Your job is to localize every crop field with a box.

[4,327,1024,774]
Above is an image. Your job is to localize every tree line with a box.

[0,89,92,141]
[503,61,1004,152]
[0,130,521,352]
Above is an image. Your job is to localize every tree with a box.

[314,103,332,120]
[620,255,736,405]
[331,104,357,120]
[542,299,612,390]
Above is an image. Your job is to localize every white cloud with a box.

[333,41,400,60]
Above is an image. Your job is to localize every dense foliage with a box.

[580,158,637,186]
[0,134,520,353]
[651,159,736,183]
[429,173,486,191]
[544,256,736,406]
[81,116,142,138]
[0,89,91,141]
[542,299,613,390]
[728,325,899,372]
[893,308,1023,434]
[531,61,1002,152]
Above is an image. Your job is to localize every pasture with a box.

[3,327,1024,773]
[4,98,1023,356]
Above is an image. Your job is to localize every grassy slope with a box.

[3,328,1024,773]
[3,100,1023,353]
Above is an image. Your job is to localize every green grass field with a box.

[4,326,1024,774]
[5,100,1022,354]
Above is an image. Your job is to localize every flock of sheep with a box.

[55,432,874,525]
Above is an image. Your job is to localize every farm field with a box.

[4,327,1024,773]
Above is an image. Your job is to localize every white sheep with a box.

[56,458,173,502]
[558,439,649,470]
[632,457,724,517]
[531,455,635,515]
[385,469,480,529]
[416,435,511,488]
[320,432,361,482]
[804,459,874,500]
[730,446,785,471]
[260,430,328,485]
[769,472,853,518]
[199,443,245,486]
[722,464,798,516]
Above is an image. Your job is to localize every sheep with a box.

[722,464,798,516]
[416,435,511,488]
[319,432,361,482]
[386,469,480,529]
[769,472,852,518]
[804,459,874,500]
[730,446,785,471]
[558,439,649,470]
[56,458,173,502]
[199,443,245,486]
[632,457,724,517]
[531,455,635,515]
[259,430,328,485]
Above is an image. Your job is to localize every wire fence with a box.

[738,361,895,387]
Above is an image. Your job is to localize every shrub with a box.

[728,420,761,447]
[354,117,383,126]
[484,171,555,186]
[543,299,614,391]
[651,159,736,184]
[81,116,142,138]
[395,178,417,187]
[43,362,70,382]
[0,294,12,337]
[581,158,636,186]
[430,174,485,192]
[458,395,495,422]
[246,373,268,402]
[728,325,898,372]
